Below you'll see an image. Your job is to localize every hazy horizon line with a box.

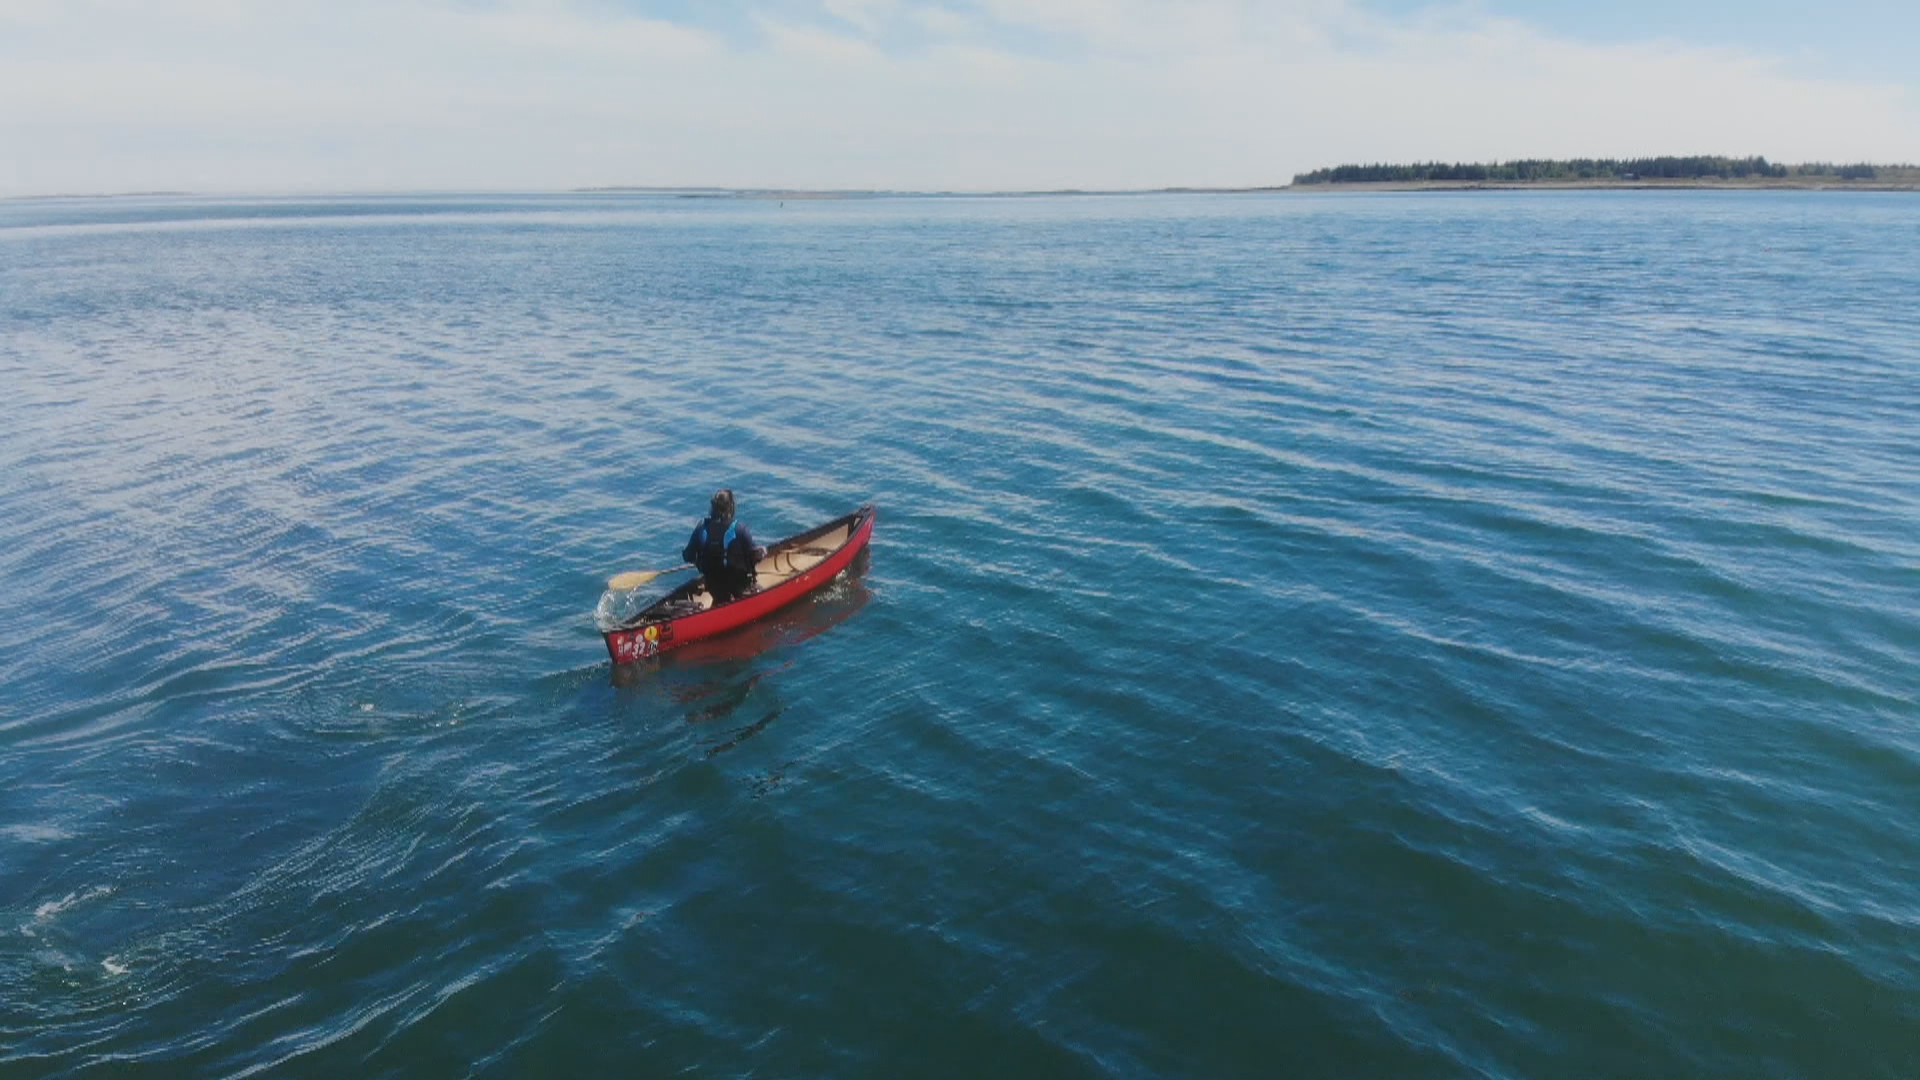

[10,169,1920,203]
[2,184,1298,202]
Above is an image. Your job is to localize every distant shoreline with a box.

[576,180,1920,197]
[571,186,1298,199]
[1289,156,1920,192]
[1283,177,1920,193]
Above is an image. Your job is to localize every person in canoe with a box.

[683,488,767,605]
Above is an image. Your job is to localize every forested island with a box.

[1291,157,1919,189]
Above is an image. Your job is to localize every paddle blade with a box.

[606,564,691,591]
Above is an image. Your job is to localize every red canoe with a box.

[603,504,875,664]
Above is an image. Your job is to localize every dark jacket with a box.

[682,515,764,600]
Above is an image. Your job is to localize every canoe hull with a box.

[603,505,875,664]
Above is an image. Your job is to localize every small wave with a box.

[21,886,115,939]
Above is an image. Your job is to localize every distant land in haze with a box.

[1290,157,1920,190]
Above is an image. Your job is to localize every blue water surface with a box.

[2,190,1917,1078]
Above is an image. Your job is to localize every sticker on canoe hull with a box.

[611,622,675,663]
[611,630,657,663]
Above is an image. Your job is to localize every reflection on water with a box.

[610,556,874,763]
[668,554,873,669]
[665,560,873,755]
[703,706,781,759]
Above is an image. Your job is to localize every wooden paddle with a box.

[606,564,692,591]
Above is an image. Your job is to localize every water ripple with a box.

[4,191,1918,1079]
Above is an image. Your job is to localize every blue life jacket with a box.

[693,518,739,570]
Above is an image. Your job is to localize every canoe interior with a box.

[617,507,868,629]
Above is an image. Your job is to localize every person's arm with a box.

[682,526,701,566]
[735,525,767,566]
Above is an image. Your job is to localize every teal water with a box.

[2,191,1916,1078]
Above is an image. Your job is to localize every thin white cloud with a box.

[912,6,979,40]
[757,14,889,66]
[823,0,900,36]
[0,0,1913,195]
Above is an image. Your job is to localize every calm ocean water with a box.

[2,190,1916,1078]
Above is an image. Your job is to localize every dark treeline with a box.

[1293,157,1887,184]
[1794,162,1882,179]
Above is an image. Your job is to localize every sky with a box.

[2,0,1917,195]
